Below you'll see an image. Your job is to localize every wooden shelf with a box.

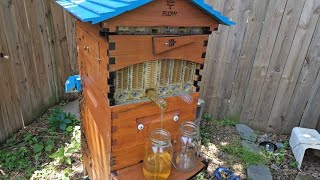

[112,158,207,180]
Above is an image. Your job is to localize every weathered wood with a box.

[252,0,317,131]
[317,117,320,131]
[267,0,320,133]
[229,0,270,118]
[280,1,320,133]
[240,0,287,126]
[0,0,78,143]
[216,0,252,119]
[299,21,320,128]
[202,0,238,119]
[202,0,320,133]
[300,71,320,128]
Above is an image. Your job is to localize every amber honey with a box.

[143,152,172,180]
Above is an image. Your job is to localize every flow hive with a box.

[58,0,234,179]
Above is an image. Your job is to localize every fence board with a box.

[229,0,270,117]
[0,0,77,143]
[202,0,320,133]
[267,0,319,133]
[252,0,312,131]
[203,0,238,118]
[300,71,320,128]
[317,117,320,131]
[240,0,288,126]
[1,0,320,143]
[282,2,320,133]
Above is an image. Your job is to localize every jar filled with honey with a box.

[143,129,173,180]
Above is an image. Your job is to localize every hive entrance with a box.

[112,59,198,105]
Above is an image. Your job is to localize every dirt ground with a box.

[0,103,83,179]
[199,119,320,180]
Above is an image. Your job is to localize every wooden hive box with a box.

[57,0,234,179]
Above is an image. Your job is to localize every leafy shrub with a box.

[48,108,76,131]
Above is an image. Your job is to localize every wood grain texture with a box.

[300,71,320,128]
[280,0,320,133]
[111,93,199,170]
[81,83,111,179]
[113,158,206,180]
[102,0,218,32]
[201,0,238,119]
[108,35,208,71]
[267,0,320,133]
[0,0,78,143]
[202,0,320,133]
[229,0,270,118]
[240,0,288,126]
[317,117,320,131]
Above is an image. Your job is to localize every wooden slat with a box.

[108,35,207,72]
[300,48,320,128]
[228,0,270,118]
[240,0,288,126]
[111,93,199,170]
[317,117,320,131]
[102,0,218,32]
[113,158,206,180]
[200,0,239,119]
[267,0,320,133]
[280,1,320,133]
[201,0,320,133]
[0,0,78,143]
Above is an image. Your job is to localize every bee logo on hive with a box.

[167,0,175,10]
[166,39,176,47]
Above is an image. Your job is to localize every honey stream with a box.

[144,89,171,180]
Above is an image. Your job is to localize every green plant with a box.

[221,143,266,166]
[216,117,238,127]
[203,112,213,121]
[196,172,205,180]
[49,126,81,165]
[48,108,76,131]
[0,146,33,172]
[289,160,298,169]
[263,141,289,165]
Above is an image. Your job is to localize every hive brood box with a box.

[57,0,234,179]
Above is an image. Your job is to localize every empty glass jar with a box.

[172,121,200,172]
[143,129,173,180]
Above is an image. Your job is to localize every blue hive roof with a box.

[56,0,235,26]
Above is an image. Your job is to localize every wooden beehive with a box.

[57,0,234,179]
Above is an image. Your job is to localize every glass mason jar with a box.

[143,129,173,180]
[172,121,200,172]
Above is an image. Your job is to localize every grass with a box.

[220,143,266,167]
[0,106,82,179]
[215,118,238,127]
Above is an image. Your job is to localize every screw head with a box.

[173,115,179,122]
[138,124,144,130]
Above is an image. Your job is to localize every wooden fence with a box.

[201,0,320,133]
[0,0,77,143]
[0,0,319,143]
